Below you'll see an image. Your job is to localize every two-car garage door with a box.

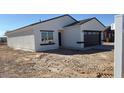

[84,30,101,47]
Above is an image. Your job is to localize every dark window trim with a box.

[82,30,102,32]
[40,42,55,45]
[77,41,85,44]
[77,41,101,44]
[40,30,54,32]
[40,31,54,44]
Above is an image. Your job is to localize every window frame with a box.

[40,30,54,45]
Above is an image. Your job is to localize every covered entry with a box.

[83,30,101,47]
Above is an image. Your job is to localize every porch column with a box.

[114,14,124,78]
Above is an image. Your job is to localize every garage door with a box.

[84,31,101,47]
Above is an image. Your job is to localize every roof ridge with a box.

[64,17,106,28]
[6,14,77,34]
[79,17,95,21]
[64,17,96,27]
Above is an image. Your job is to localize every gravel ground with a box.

[0,44,114,78]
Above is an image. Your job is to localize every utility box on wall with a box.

[114,15,124,78]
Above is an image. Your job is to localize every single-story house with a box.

[0,36,7,43]
[5,14,106,52]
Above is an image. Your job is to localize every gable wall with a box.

[81,19,105,31]
[81,19,106,43]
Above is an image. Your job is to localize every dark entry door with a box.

[84,31,101,47]
[58,32,61,46]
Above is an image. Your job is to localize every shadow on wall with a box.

[38,44,114,55]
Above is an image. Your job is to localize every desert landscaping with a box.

[0,44,114,78]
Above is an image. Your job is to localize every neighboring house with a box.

[0,36,7,43]
[5,14,106,52]
[103,26,114,42]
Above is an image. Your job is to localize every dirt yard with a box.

[0,44,114,78]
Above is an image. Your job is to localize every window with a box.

[48,31,53,41]
[41,32,47,42]
[41,31,54,44]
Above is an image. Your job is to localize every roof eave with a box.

[6,14,78,34]
[79,17,106,28]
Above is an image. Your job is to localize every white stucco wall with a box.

[81,19,105,31]
[114,15,124,78]
[62,25,82,49]
[6,27,35,51]
[33,15,76,51]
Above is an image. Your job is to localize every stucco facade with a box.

[62,25,82,49]
[6,27,35,51]
[6,15,105,52]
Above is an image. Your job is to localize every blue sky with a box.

[0,14,115,36]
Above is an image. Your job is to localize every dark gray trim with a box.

[6,14,78,34]
[64,17,106,28]
[77,41,95,44]
[40,30,54,32]
[66,14,78,22]
[80,17,106,28]
[64,22,79,27]
[40,43,55,45]
[93,17,106,28]
[79,18,95,25]
[82,30,102,32]
[64,17,94,27]
[77,41,85,44]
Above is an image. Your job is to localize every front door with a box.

[58,32,62,46]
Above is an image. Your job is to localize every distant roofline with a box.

[64,17,106,28]
[6,14,78,34]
